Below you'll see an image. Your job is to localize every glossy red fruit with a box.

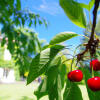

[68,70,83,82]
[90,59,100,71]
[87,77,100,91]
[68,72,73,81]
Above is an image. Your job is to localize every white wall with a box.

[0,68,15,83]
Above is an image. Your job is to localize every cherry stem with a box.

[75,61,78,68]
[71,57,74,71]
[90,56,94,78]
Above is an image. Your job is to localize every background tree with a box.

[0,0,47,72]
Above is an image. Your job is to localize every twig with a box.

[77,0,100,61]
[90,0,100,41]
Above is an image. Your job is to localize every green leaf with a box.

[48,83,58,100]
[34,64,61,100]
[80,0,95,11]
[42,44,65,51]
[34,55,66,100]
[50,45,65,59]
[47,58,66,100]
[50,32,78,45]
[16,0,21,10]
[27,45,65,85]
[47,66,59,90]
[1,37,6,47]
[34,77,48,99]
[50,56,61,67]
[48,56,67,88]
[59,64,67,88]
[88,0,95,11]
[34,66,59,100]
[48,74,62,100]
[63,80,83,100]
[27,48,50,85]
[79,3,89,10]
[57,73,63,100]
[60,0,86,28]
[47,64,63,100]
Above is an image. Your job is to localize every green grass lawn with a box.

[0,82,89,100]
[0,82,39,100]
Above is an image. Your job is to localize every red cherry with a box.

[87,77,100,91]
[68,72,73,81]
[90,59,100,71]
[68,70,83,82]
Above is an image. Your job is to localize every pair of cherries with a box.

[88,59,100,91]
[68,59,100,91]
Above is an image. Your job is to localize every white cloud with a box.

[34,0,62,15]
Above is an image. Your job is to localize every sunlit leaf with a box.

[50,32,78,45]
[80,0,95,11]
[60,0,86,28]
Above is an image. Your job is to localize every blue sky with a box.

[21,0,91,52]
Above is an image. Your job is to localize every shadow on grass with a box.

[20,96,33,100]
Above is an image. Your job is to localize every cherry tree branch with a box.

[77,0,100,61]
